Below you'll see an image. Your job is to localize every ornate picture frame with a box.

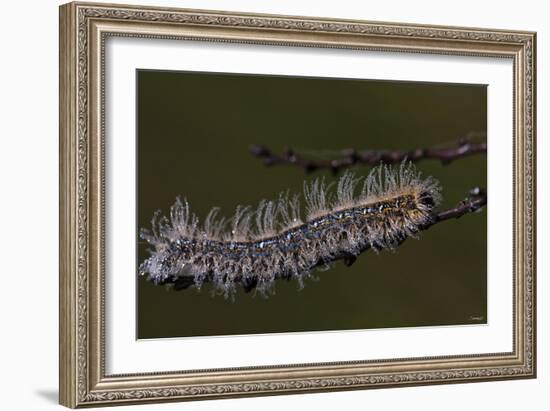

[59,1,536,408]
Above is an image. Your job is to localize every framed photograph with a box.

[59,1,536,408]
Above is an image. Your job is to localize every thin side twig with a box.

[158,187,487,293]
[249,134,486,174]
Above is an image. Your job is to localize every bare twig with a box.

[156,187,487,293]
[249,134,486,174]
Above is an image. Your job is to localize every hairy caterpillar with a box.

[139,162,441,298]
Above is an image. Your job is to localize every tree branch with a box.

[249,134,486,174]
[157,187,487,293]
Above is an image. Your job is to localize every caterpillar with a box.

[139,162,441,298]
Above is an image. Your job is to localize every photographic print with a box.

[60,3,535,406]
[137,70,487,339]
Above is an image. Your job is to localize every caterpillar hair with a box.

[139,162,441,298]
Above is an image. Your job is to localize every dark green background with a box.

[136,69,487,339]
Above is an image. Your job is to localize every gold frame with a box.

[59,1,536,408]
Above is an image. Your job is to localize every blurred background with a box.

[136,69,487,339]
